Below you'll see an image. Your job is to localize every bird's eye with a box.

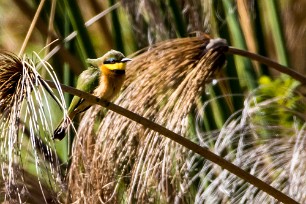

[104,58,116,64]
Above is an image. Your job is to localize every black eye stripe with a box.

[104,58,120,64]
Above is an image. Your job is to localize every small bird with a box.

[53,50,131,140]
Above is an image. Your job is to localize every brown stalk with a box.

[227,46,306,84]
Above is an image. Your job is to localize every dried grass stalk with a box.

[0,52,63,203]
[67,36,227,203]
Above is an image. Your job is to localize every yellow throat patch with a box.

[102,62,126,71]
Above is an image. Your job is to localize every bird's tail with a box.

[53,117,71,140]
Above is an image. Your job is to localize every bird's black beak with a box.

[121,57,132,63]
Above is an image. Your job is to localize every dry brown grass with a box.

[0,52,24,113]
[67,35,227,203]
[0,52,64,203]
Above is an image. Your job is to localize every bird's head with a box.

[87,50,131,75]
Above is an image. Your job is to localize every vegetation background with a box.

[0,0,305,203]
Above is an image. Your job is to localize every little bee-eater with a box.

[53,50,131,140]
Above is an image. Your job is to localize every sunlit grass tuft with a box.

[0,51,66,203]
[193,79,306,203]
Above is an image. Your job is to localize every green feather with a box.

[68,66,100,115]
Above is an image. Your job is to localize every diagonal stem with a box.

[44,79,298,204]
[227,46,306,84]
[19,0,46,57]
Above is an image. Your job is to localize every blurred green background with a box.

[0,0,305,203]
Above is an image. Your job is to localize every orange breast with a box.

[93,66,125,101]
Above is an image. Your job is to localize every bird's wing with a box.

[67,67,100,115]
